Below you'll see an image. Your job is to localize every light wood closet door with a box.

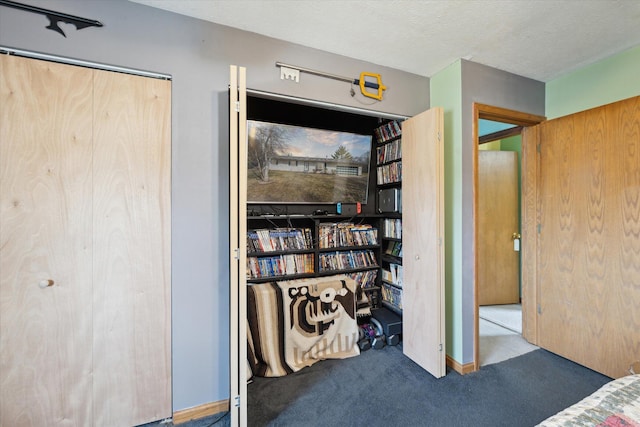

[1,55,94,426]
[402,107,446,378]
[538,96,640,379]
[0,55,171,426]
[92,70,172,425]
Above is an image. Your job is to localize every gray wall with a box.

[0,0,429,411]
[460,60,544,363]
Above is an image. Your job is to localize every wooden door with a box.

[0,55,95,426]
[229,65,248,427]
[92,70,172,425]
[478,151,520,305]
[0,55,171,426]
[537,95,640,379]
[402,107,446,378]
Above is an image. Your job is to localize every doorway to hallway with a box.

[479,304,538,366]
[473,103,546,371]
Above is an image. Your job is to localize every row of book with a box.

[385,240,403,257]
[377,161,402,185]
[381,282,402,310]
[376,139,402,165]
[318,223,378,248]
[246,253,314,279]
[247,228,313,253]
[383,218,402,239]
[382,263,403,287]
[319,250,377,272]
[374,120,402,144]
[348,269,378,290]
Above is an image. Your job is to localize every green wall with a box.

[427,41,639,371]
[546,44,640,119]
[431,59,545,367]
[430,60,463,361]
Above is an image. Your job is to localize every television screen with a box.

[247,120,372,204]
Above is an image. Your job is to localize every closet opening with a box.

[236,87,412,424]
[232,68,444,426]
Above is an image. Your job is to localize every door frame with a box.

[229,65,248,426]
[472,103,545,371]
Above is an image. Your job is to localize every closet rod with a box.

[0,45,171,80]
[246,88,408,121]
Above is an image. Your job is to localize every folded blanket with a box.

[247,275,360,378]
[539,374,640,426]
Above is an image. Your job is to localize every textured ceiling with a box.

[129,0,640,82]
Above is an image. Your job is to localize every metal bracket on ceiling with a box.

[279,65,300,83]
[0,0,103,38]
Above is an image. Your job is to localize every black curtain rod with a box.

[0,0,103,37]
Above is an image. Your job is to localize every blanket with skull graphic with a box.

[280,276,360,371]
[247,275,360,377]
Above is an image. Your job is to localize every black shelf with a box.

[375,119,403,316]
[318,244,379,252]
[378,213,402,220]
[247,272,317,283]
[247,213,387,221]
[377,158,402,167]
[382,235,402,241]
[381,279,402,288]
[377,182,402,189]
[318,265,379,276]
[248,249,314,257]
[382,254,402,265]
[381,300,402,315]
[376,134,401,145]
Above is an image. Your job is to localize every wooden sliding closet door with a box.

[92,69,172,425]
[537,96,640,379]
[1,53,95,427]
[0,55,171,426]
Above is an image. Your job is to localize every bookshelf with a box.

[375,120,403,315]
[246,227,314,279]
[376,121,402,186]
[246,216,381,296]
[380,219,403,314]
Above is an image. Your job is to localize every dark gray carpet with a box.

[142,346,610,427]
[247,346,611,427]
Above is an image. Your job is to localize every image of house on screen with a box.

[270,155,364,176]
